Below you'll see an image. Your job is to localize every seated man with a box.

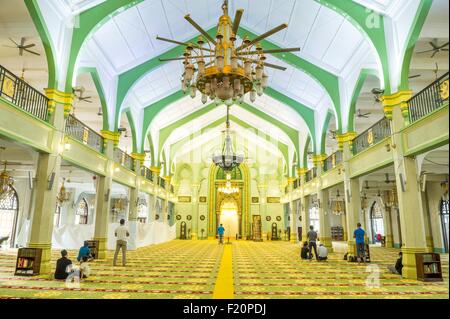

[54,250,72,280]
[77,241,92,262]
[388,252,403,275]
[300,241,310,260]
[317,243,328,261]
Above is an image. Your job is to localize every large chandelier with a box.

[384,187,398,208]
[157,0,299,104]
[212,106,243,171]
[218,173,239,194]
[56,178,70,204]
[332,190,345,216]
[0,161,14,196]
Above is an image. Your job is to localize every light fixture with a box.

[0,161,14,196]
[156,0,300,104]
[384,186,398,208]
[218,173,239,194]
[56,178,70,204]
[332,190,345,216]
[212,106,243,171]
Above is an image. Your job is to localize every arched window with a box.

[216,166,242,180]
[370,201,385,243]
[0,186,19,247]
[75,198,89,225]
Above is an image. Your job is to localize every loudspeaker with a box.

[104,188,110,202]
[399,173,406,192]
[28,171,34,190]
[47,172,55,190]
[421,174,427,192]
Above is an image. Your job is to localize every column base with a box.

[401,246,429,280]
[385,235,394,248]
[319,237,333,252]
[290,233,298,243]
[28,243,52,275]
[191,233,198,240]
[93,237,108,260]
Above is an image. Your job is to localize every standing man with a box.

[113,219,130,266]
[353,222,366,264]
[218,224,225,244]
[307,225,318,260]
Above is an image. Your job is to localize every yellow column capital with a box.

[297,167,308,176]
[100,130,120,147]
[312,154,327,167]
[131,152,146,163]
[381,90,413,120]
[150,166,161,174]
[287,177,296,184]
[44,88,75,118]
[336,132,357,150]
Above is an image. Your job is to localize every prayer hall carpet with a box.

[0,240,448,299]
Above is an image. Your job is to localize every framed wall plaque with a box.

[266,216,271,221]
[252,197,259,203]
[155,214,160,220]
[178,196,191,203]
[276,216,282,221]
[267,197,280,203]
[186,215,192,221]
[199,196,207,203]
[200,215,205,221]
[176,215,181,220]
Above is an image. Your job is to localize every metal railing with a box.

[323,150,343,172]
[353,117,391,155]
[408,72,449,124]
[158,176,166,189]
[170,185,174,193]
[293,179,300,189]
[140,166,154,182]
[113,148,134,171]
[0,64,48,121]
[305,167,317,182]
[65,115,103,153]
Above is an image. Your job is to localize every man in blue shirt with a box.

[353,223,366,264]
[77,241,91,262]
[217,224,225,244]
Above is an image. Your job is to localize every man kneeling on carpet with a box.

[317,243,328,261]
[55,249,72,280]
[300,241,310,260]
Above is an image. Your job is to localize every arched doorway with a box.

[219,199,239,241]
[370,201,385,244]
[0,186,19,248]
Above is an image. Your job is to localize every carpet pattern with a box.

[232,242,449,299]
[0,240,448,299]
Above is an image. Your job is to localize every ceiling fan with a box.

[357,109,371,118]
[72,86,93,103]
[363,180,371,190]
[3,37,40,56]
[416,39,449,58]
[371,88,384,103]
[384,173,395,184]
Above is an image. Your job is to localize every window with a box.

[370,201,385,243]
[0,186,19,247]
[75,198,88,225]
[137,197,148,223]
[309,206,320,233]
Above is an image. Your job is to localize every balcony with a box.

[323,150,343,172]
[140,166,154,182]
[353,117,391,155]
[408,72,449,124]
[305,167,317,182]
[65,115,104,153]
[0,64,48,121]
[158,176,166,189]
[113,147,134,171]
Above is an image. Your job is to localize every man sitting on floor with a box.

[300,241,310,260]
[317,243,328,261]
[77,241,92,262]
[54,249,72,280]
[387,252,403,275]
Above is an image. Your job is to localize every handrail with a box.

[305,167,317,182]
[140,166,154,182]
[408,72,449,123]
[113,148,134,171]
[65,115,103,153]
[353,117,391,155]
[323,150,343,172]
[0,64,48,121]
[158,176,166,189]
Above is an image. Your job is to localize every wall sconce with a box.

[338,168,345,175]
[104,188,110,202]
[385,143,396,152]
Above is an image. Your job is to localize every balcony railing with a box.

[140,166,154,182]
[113,148,134,171]
[408,72,449,124]
[353,117,391,155]
[323,150,343,172]
[305,167,317,182]
[158,176,166,189]
[0,64,48,121]
[293,179,300,189]
[65,115,103,153]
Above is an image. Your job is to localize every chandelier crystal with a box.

[218,173,239,194]
[0,161,14,196]
[156,0,300,104]
[212,106,243,171]
[332,190,345,216]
